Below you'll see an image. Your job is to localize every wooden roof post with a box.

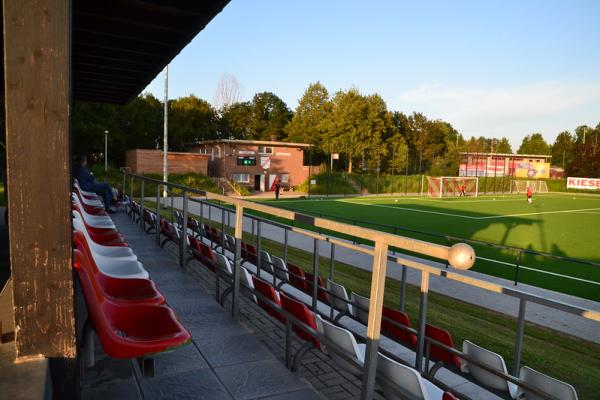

[4,0,76,358]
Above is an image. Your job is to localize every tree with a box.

[570,124,600,177]
[213,73,241,111]
[220,101,253,139]
[321,89,394,173]
[551,131,574,170]
[494,137,512,154]
[387,134,408,175]
[169,95,219,149]
[246,92,292,141]
[285,82,332,148]
[517,133,551,155]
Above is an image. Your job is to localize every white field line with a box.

[477,207,600,220]
[339,200,481,219]
[477,256,600,286]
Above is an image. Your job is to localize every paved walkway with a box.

[152,197,600,344]
[81,212,321,400]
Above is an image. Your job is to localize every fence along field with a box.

[265,193,600,301]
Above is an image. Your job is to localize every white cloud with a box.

[392,81,600,147]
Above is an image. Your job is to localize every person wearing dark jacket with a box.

[74,156,115,212]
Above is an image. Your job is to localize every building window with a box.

[231,173,250,183]
[258,146,273,154]
[280,174,289,184]
[197,148,209,155]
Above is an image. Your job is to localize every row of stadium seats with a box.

[71,182,191,377]
[143,203,578,399]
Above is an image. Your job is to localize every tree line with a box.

[72,82,600,178]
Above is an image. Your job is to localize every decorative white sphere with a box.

[448,243,476,270]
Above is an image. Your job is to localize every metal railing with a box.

[121,171,600,400]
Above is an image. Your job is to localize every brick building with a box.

[125,149,209,175]
[187,139,311,191]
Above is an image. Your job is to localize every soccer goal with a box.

[511,180,549,194]
[427,176,479,198]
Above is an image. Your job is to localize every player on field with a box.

[526,186,533,204]
[459,182,466,197]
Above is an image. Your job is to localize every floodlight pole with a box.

[163,65,169,200]
[104,130,109,173]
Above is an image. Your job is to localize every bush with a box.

[351,174,424,194]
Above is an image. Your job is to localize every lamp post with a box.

[104,130,109,172]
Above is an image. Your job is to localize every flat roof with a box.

[187,139,311,148]
[459,152,552,158]
[71,0,230,104]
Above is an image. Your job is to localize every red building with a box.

[187,139,311,191]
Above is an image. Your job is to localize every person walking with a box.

[526,186,533,204]
[275,181,281,200]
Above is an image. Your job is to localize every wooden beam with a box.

[3,0,76,358]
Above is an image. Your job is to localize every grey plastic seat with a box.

[240,267,257,303]
[377,352,444,400]
[327,279,352,316]
[461,340,518,398]
[215,253,233,275]
[270,255,289,282]
[260,250,274,274]
[224,234,236,253]
[316,315,364,376]
[350,292,370,324]
[518,366,578,400]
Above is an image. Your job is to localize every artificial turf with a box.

[259,193,600,301]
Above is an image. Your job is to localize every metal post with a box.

[251,218,255,243]
[140,180,145,230]
[232,204,244,322]
[163,65,169,198]
[155,184,161,246]
[399,265,407,313]
[329,242,336,319]
[104,130,108,172]
[256,221,262,278]
[311,238,319,311]
[170,194,174,223]
[199,200,204,235]
[513,298,527,376]
[179,193,188,269]
[283,228,288,265]
[221,207,226,255]
[514,251,522,286]
[360,241,389,400]
[122,171,126,202]
[415,271,429,373]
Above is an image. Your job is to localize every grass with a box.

[259,194,600,301]
[140,198,600,399]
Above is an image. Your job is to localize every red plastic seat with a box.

[304,272,329,304]
[287,263,308,292]
[425,324,462,369]
[160,219,179,246]
[187,217,201,237]
[443,392,459,400]
[188,236,217,272]
[252,276,286,323]
[79,266,191,358]
[72,204,117,235]
[280,292,320,349]
[381,306,417,348]
[73,248,165,306]
[242,242,258,265]
[73,191,106,215]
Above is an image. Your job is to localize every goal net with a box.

[427,176,479,198]
[511,180,549,194]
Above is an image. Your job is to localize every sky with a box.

[143,0,600,149]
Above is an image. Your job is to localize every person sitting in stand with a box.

[74,155,116,213]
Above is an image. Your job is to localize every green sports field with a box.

[263,193,600,301]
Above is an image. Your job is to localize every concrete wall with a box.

[125,149,209,175]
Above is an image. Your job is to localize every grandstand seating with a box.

[350,292,370,325]
[142,209,157,233]
[73,211,128,246]
[252,276,286,323]
[425,324,462,376]
[260,250,274,275]
[287,263,308,292]
[71,187,191,376]
[270,255,289,284]
[159,218,181,247]
[188,236,217,272]
[327,279,352,320]
[316,315,365,376]
[377,352,444,400]
[187,216,203,238]
[280,292,321,371]
[460,340,518,397]
[518,366,578,400]
[381,306,417,349]
[73,249,164,306]
[304,272,329,304]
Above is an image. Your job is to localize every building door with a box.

[260,174,266,191]
[254,175,261,191]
